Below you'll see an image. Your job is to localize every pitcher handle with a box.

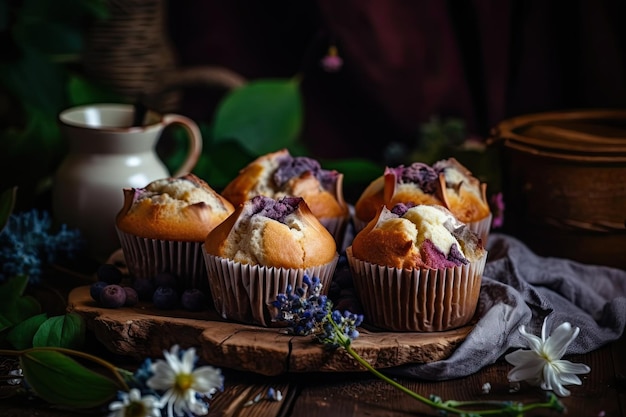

[162,114,203,177]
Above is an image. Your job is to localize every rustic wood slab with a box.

[68,285,472,376]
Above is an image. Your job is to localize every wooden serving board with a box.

[68,285,472,376]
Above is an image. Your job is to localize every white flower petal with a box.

[506,316,590,397]
[164,350,182,374]
[557,372,583,386]
[554,359,591,375]
[108,389,162,417]
[540,316,549,341]
[181,347,197,373]
[108,401,124,411]
[518,325,543,352]
[147,363,176,390]
[504,349,538,366]
[543,366,571,397]
[507,358,545,382]
[544,322,579,359]
[192,366,224,393]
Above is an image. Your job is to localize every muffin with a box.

[203,195,338,326]
[346,203,487,332]
[116,173,234,292]
[221,149,349,246]
[354,158,492,242]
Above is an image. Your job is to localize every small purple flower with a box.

[490,192,505,229]
[321,45,343,72]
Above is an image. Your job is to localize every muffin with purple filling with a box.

[346,203,487,332]
[203,195,338,326]
[354,158,491,242]
[221,149,349,246]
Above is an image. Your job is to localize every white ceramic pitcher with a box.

[52,103,202,262]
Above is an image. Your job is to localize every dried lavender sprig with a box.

[272,277,564,416]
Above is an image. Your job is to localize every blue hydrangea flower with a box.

[0,209,84,284]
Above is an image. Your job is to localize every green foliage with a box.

[386,115,502,194]
[0,276,86,350]
[0,275,41,332]
[0,0,113,209]
[19,348,120,409]
[409,116,467,164]
[212,78,303,155]
[6,313,47,350]
[32,312,85,349]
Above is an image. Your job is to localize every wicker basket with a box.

[489,109,626,269]
[82,0,245,113]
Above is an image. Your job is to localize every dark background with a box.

[167,0,626,161]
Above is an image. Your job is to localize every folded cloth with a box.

[387,233,626,380]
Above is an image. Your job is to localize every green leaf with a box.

[67,74,126,106]
[321,158,383,187]
[33,313,85,349]
[212,78,303,155]
[0,186,17,231]
[20,349,119,409]
[6,313,48,350]
[0,276,42,331]
[0,47,67,117]
[199,142,255,190]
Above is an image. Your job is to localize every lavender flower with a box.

[271,275,329,335]
[272,275,363,350]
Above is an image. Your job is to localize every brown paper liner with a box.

[319,215,350,251]
[116,228,209,293]
[346,247,486,332]
[202,251,339,327]
[468,213,492,245]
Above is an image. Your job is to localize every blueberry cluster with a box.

[89,265,209,311]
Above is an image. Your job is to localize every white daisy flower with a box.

[108,388,161,417]
[505,316,591,397]
[147,345,223,417]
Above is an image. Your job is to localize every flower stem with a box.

[327,316,562,417]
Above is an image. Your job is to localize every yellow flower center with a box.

[175,373,194,392]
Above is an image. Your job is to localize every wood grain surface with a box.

[67,285,472,375]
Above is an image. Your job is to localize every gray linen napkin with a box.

[388,233,626,380]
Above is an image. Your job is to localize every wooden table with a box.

[1,256,624,417]
[1,308,624,417]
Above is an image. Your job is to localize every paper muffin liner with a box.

[319,215,350,252]
[117,228,209,293]
[467,213,492,245]
[202,251,339,327]
[346,246,486,332]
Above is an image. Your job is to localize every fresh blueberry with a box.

[132,278,155,301]
[97,263,123,284]
[123,286,139,307]
[90,281,109,302]
[99,284,127,309]
[152,286,179,310]
[181,289,208,311]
